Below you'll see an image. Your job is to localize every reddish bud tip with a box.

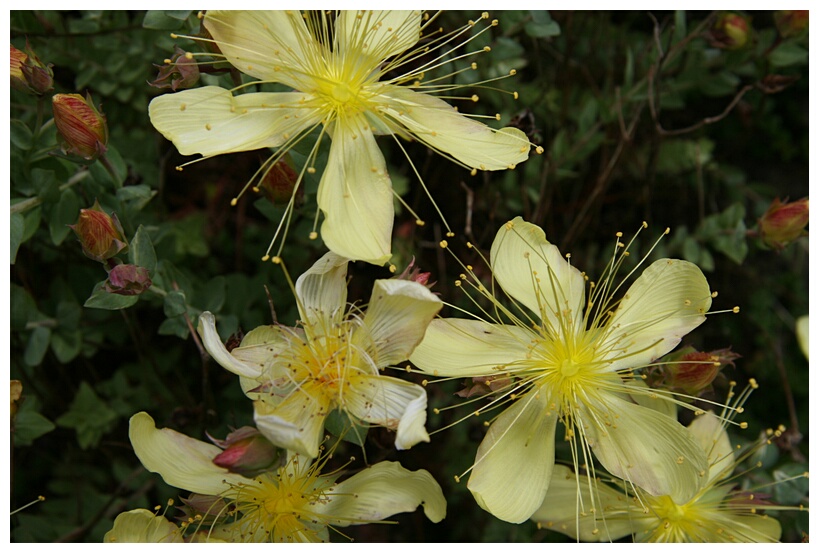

[71,200,128,262]
[774,10,809,39]
[52,93,109,160]
[103,264,152,296]
[759,197,809,251]
[709,13,752,50]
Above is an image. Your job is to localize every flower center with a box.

[559,358,580,377]
[330,82,354,104]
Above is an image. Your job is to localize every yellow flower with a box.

[105,509,185,543]
[411,217,719,523]
[532,400,799,543]
[149,10,533,265]
[198,251,442,458]
[125,412,446,543]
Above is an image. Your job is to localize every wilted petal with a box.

[129,412,252,497]
[376,85,530,170]
[149,87,321,156]
[294,251,349,333]
[253,387,330,458]
[355,278,442,366]
[468,389,558,523]
[601,258,712,371]
[204,10,312,88]
[490,217,586,333]
[314,461,445,524]
[583,395,708,504]
[336,11,423,70]
[104,509,183,543]
[410,318,533,377]
[531,465,649,542]
[317,116,393,265]
[346,374,429,449]
[198,311,262,378]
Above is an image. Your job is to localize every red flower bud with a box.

[256,157,302,207]
[104,264,152,296]
[758,197,809,251]
[69,200,128,262]
[648,346,740,396]
[52,93,109,160]
[210,427,283,477]
[149,46,200,91]
[774,10,809,38]
[709,13,752,50]
[10,41,54,95]
[393,257,435,289]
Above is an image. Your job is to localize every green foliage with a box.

[56,382,119,450]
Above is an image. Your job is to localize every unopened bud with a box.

[10,41,54,95]
[149,46,200,91]
[210,427,284,477]
[709,13,752,50]
[393,257,434,288]
[256,156,302,207]
[52,93,109,160]
[11,380,23,421]
[103,264,152,296]
[774,11,809,39]
[758,197,808,250]
[69,200,127,262]
[652,346,740,396]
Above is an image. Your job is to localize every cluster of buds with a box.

[10,42,53,96]
[149,46,200,91]
[52,93,109,161]
[758,197,809,251]
[774,10,809,38]
[708,12,752,50]
[209,426,284,478]
[647,346,740,397]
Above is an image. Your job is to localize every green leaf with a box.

[158,315,190,339]
[129,225,157,274]
[24,326,51,367]
[324,409,369,447]
[525,11,561,38]
[11,284,39,331]
[13,396,56,447]
[22,206,41,242]
[56,382,118,450]
[10,119,33,150]
[195,276,226,313]
[11,212,24,264]
[163,290,188,318]
[84,281,140,310]
[769,42,808,68]
[49,188,80,246]
[772,463,809,505]
[32,168,59,202]
[142,10,190,30]
[51,329,83,364]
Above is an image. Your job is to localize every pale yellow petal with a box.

[796,315,808,360]
[336,11,422,70]
[197,311,262,378]
[601,258,712,371]
[317,116,393,265]
[128,412,252,497]
[149,87,320,156]
[410,318,533,377]
[295,251,349,334]
[688,411,734,484]
[314,461,446,525]
[468,389,558,523]
[490,217,586,334]
[582,395,709,504]
[253,386,330,458]
[104,509,183,543]
[531,465,651,542]
[628,378,677,421]
[355,279,442,367]
[204,10,313,88]
[374,85,531,170]
[345,374,429,449]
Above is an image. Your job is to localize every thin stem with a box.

[10,169,89,215]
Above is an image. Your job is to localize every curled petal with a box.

[129,412,252,497]
[253,387,330,458]
[104,509,184,543]
[468,390,558,523]
[376,85,531,170]
[314,461,446,525]
[345,375,429,449]
[602,258,712,371]
[149,87,320,156]
[294,251,349,333]
[317,116,393,265]
[197,312,262,378]
[490,217,586,333]
[410,318,533,377]
[355,278,442,367]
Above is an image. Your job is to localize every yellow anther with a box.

[272,256,282,264]
[309,231,318,240]
[439,240,448,248]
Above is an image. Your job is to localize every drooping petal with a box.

[354,278,442,367]
[582,395,709,504]
[601,258,712,371]
[313,461,446,525]
[410,318,534,377]
[129,412,252,497]
[467,389,558,523]
[104,509,184,543]
[294,251,349,333]
[252,386,330,458]
[490,217,586,334]
[687,411,734,485]
[531,465,651,542]
[336,11,423,73]
[317,115,394,265]
[149,87,321,156]
[374,85,531,170]
[345,374,429,449]
[204,10,314,89]
[197,311,262,378]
